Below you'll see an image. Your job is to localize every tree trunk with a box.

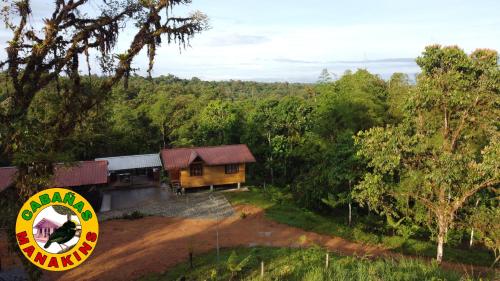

[162,123,167,148]
[436,233,444,264]
[270,165,274,185]
[284,158,287,179]
[348,202,352,226]
[267,132,274,184]
[436,223,447,264]
[469,199,480,248]
[469,228,474,248]
[348,180,352,226]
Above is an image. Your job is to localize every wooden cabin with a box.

[161,144,256,189]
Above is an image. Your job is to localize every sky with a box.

[1,0,499,82]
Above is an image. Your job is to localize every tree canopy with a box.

[354,45,499,263]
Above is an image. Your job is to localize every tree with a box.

[318,68,332,83]
[354,45,499,264]
[243,97,280,183]
[196,100,240,145]
[0,1,207,278]
[302,70,388,213]
[321,131,365,226]
[314,69,388,141]
[271,96,312,181]
[386,73,411,122]
[469,205,500,267]
[149,94,198,148]
[0,0,207,192]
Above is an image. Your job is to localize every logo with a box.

[15,188,99,271]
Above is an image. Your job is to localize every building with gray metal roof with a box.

[96,154,162,172]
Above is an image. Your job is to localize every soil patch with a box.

[37,205,493,281]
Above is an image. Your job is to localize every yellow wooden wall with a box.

[180,163,246,188]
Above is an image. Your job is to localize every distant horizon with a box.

[145,57,419,83]
[128,65,419,84]
[1,0,498,83]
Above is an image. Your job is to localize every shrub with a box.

[353,226,380,245]
[262,185,291,205]
[122,211,145,220]
[154,247,476,281]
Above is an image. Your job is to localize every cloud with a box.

[334,58,416,64]
[206,34,270,46]
[272,58,319,64]
[271,57,416,65]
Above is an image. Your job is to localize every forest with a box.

[0,0,498,280]
[1,46,499,268]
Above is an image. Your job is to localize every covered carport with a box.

[96,154,162,188]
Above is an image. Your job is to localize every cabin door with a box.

[169,169,180,182]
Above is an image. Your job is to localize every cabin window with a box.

[190,164,203,176]
[225,164,239,174]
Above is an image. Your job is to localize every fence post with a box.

[260,261,264,278]
[325,252,329,269]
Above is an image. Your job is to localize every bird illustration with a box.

[43,220,77,249]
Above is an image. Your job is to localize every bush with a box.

[121,211,145,220]
[353,226,380,245]
[262,185,291,205]
[145,247,479,281]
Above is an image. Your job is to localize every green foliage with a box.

[386,73,412,122]
[469,204,500,266]
[293,69,389,210]
[317,68,333,83]
[354,45,499,263]
[2,40,497,275]
[120,211,146,220]
[226,250,253,280]
[138,247,479,281]
[195,100,241,145]
[225,188,495,266]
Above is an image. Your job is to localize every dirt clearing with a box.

[36,205,489,281]
[2,204,492,281]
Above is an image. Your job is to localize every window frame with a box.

[189,163,203,177]
[225,164,239,174]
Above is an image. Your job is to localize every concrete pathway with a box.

[98,188,235,221]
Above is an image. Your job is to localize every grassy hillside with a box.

[138,247,480,281]
[224,188,495,267]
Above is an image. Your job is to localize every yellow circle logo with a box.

[15,188,99,271]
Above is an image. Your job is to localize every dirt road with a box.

[38,205,387,280]
[1,204,491,280]
[36,205,490,281]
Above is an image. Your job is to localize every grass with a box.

[224,188,495,267]
[121,211,146,220]
[138,247,481,281]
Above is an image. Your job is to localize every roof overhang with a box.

[96,154,162,172]
[161,144,256,171]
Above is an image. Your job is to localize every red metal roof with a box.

[52,160,108,187]
[0,161,108,192]
[0,167,17,192]
[161,144,256,170]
